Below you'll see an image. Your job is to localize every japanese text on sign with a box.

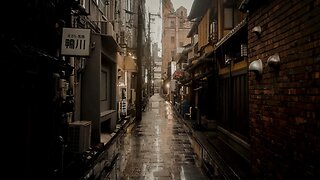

[61,28,91,56]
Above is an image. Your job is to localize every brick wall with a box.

[248,0,320,178]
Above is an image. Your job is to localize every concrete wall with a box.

[82,34,118,144]
[82,34,102,144]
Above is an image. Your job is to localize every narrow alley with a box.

[117,94,208,179]
[2,1,319,179]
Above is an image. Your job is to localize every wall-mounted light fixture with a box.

[249,59,263,80]
[267,53,280,70]
[252,26,262,37]
[91,41,96,49]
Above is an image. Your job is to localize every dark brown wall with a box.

[1,1,73,178]
[248,0,320,178]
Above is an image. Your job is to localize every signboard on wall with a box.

[120,87,127,116]
[170,61,176,77]
[61,28,91,56]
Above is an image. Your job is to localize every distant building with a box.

[162,0,192,80]
[152,43,162,93]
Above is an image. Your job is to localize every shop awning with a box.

[214,19,247,50]
[185,52,213,72]
[188,0,212,20]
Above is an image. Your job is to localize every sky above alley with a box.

[145,0,193,55]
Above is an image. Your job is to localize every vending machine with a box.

[120,87,127,117]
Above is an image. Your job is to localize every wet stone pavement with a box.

[118,94,208,180]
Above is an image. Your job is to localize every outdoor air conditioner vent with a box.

[68,121,91,153]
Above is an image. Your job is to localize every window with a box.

[209,21,217,41]
[114,0,118,19]
[81,0,86,8]
[180,21,184,28]
[209,8,217,41]
[171,50,175,58]
[171,36,175,43]
[170,20,175,28]
[79,0,90,15]
[126,0,131,11]
[99,0,106,15]
[125,0,132,22]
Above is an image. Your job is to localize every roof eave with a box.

[188,0,211,20]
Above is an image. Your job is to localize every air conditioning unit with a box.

[68,121,91,153]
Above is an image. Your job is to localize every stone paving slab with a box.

[118,94,209,180]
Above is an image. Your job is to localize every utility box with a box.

[68,121,91,153]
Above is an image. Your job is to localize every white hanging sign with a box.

[61,28,91,56]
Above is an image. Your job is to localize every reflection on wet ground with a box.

[118,94,208,180]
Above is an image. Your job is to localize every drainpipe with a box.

[69,57,75,94]
[136,5,143,121]
[69,57,75,122]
